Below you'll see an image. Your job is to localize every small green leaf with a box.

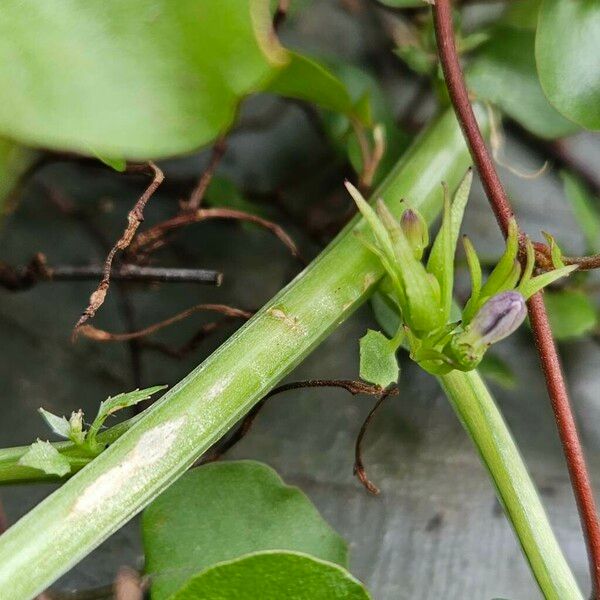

[359,329,399,387]
[468,26,579,139]
[536,0,600,130]
[38,408,71,439]
[561,171,600,253]
[170,551,371,600]
[18,440,71,477]
[543,290,598,341]
[143,461,348,600]
[96,385,167,422]
[478,353,517,389]
[205,177,266,216]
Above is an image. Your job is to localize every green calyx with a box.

[349,170,577,378]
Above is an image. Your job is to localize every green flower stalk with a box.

[347,172,577,376]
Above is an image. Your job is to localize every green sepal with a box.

[479,218,519,300]
[519,264,578,300]
[461,235,482,324]
[427,169,473,323]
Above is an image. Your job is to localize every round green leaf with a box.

[544,289,597,341]
[468,26,579,139]
[0,0,285,159]
[142,461,348,600]
[536,0,600,130]
[170,551,371,600]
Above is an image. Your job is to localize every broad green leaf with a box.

[93,153,126,172]
[142,461,348,600]
[501,0,541,30]
[561,172,600,253]
[266,52,356,118]
[478,353,517,389]
[536,0,600,130]
[543,290,598,341]
[170,551,371,600]
[468,26,579,139]
[38,408,71,439]
[18,440,71,477]
[0,1,363,160]
[0,139,36,216]
[359,329,399,387]
[96,385,167,422]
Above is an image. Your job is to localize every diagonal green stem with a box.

[439,370,583,599]
[0,109,580,599]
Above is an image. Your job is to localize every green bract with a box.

[347,171,577,376]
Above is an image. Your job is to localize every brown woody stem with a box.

[432,0,600,595]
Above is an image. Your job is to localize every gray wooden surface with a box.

[1,2,599,598]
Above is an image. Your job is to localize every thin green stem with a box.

[0,109,579,599]
[439,370,583,599]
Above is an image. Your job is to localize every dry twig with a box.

[74,162,164,332]
[78,303,253,343]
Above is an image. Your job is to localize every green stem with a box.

[0,109,578,599]
[439,370,583,599]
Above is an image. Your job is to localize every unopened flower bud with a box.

[400,208,429,259]
[470,291,527,345]
[446,291,526,371]
[69,410,85,445]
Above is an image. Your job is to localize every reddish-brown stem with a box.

[432,0,600,596]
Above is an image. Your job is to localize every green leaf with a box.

[170,551,371,600]
[0,0,286,159]
[18,441,71,477]
[96,385,167,422]
[0,139,36,217]
[266,52,357,119]
[38,408,71,439]
[142,461,348,600]
[500,0,541,31]
[205,177,266,216]
[561,171,600,253]
[467,26,579,139]
[323,64,411,186]
[536,0,600,130]
[478,353,517,389]
[93,153,126,172]
[543,290,598,341]
[359,329,399,387]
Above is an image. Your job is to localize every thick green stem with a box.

[0,109,578,599]
[439,370,583,599]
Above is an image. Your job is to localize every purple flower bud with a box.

[400,208,429,259]
[470,291,527,345]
